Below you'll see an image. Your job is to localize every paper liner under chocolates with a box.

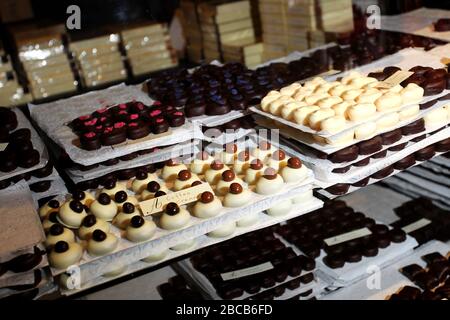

[28,84,197,166]
[322,240,450,300]
[60,196,323,296]
[0,109,49,182]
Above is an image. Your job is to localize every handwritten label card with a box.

[376,70,414,89]
[139,183,214,216]
[221,262,274,281]
[324,228,372,246]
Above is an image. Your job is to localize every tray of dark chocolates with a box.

[276,200,417,287]
[322,240,450,300]
[38,142,315,286]
[158,275,204,300]
[175,228,319,300]
[201,115,257,144]
[69,100,186,151]
[0,107,49,182]
[29,83,197,166]
[0,161,55,191]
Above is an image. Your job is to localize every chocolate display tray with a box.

[428,156,450,170]
[0,108,49,182]
[67,141,200,182]
[48,170,315,285]
[282,124,449,184]
[250,47,450,150]
[383,176,450,211]
[404,166,450,188]
[174,235,319,300]
[313,232,418,287]
[317,150,449,199]
[29,83,197,166]
[313,127,450,187]
[61,195,323,296]
[322,240,450,300]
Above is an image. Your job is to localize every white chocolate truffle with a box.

[341,71,363,84]
[42,212,59,232]
[349,76,378,89]
[193,191,223,219]
[216,170,243,196]
[293,106,320,125]
[58,200,88,228]
[219,143,238,165]
[141,248,169,263]
[280,83,302,96]
[126,216,157,242]
[293,89,313,101]
[208,221,236,238]
[78,215,111,240]
[236,211,259,227]
[398,104,420,120]
[341,89,363,101]
[400,83,424,104]
[266,150,288,172]
[161,159,188,181]
[281,101,307,120]
[131,172,157,193]
[261,92,281,111]
[49,241,83,270]
[255,168,284,195]
[141,181,169,200]
[356,89,383,104]
[87,230,118,256]
[114,191,138,212]
[223,183,252,208]
[423,107,448,127]
[90,193,118,221]
[113,202,141,229]
[170,239,196,251]
[101,181,127,199]
[314,81,340,94]
[45,224,75,248]
[388,84,404,93]
[354,122,377,140]
[281,157,308,183]
[375,92,402,112]
[269,95,294,115]
[292,189,314,204]
[204,160,229,185]
[244,159,266,184]
[70,191,95,207]
[376,112,400,129]
[325,129,355,146]
[232,150,252,174]
[159,203,191,230]
[190,151,213,174]
[266,199,292,216]
[303,77,326,90]
[346,103,377,121]
[320,115,347,134]
[308,108,335,130]
[317,96,343,108]
[251,141,276,161]
[332,101,353,116]
[305,93,330,105]
[173,170,200,191]
[39,199,60,220]
[329,84,349,97]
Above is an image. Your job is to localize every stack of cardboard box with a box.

[197,0,256,62]
[12,24,77,100]
[259,0,353,60]
[179,0,204,63]
[70,33,126,88]
[0,43,30,106]
[122,23,178,77]
[222,41,264,68]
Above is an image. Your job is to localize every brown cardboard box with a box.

[0,0,33,23]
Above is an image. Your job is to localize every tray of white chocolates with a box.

[60,192,322,295]
[38,143,314,284]
[250,71,449,148]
